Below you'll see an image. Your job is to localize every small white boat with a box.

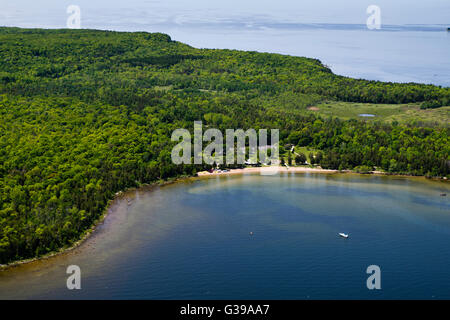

[339,233,349,238]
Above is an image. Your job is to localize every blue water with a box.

[359,114,376,117]
[1,173,449,299]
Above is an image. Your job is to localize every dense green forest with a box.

[0,28,449,264]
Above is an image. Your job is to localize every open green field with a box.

[306,101,450,126]
[293,146,319,164]
[280,146,319,165]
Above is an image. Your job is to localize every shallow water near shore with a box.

[0,173,449,299]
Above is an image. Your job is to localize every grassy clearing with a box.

[294,146,319,164]
[306,101,450,126]
[280,146,320,165]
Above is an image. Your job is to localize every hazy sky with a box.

[1,0,449,28]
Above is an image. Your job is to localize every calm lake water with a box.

[1,173,449,299]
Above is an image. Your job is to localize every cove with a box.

[0,173,449,299]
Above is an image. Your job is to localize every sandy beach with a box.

[197,166,339,176]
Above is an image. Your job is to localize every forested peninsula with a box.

[0,28,448,264]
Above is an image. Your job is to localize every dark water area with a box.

[1,173,449,299]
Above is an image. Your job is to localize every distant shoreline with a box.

[1,166,446,270]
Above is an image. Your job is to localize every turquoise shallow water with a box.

[0,173,449,299]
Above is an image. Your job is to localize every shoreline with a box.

[197,166,338,176]
[0,177,187,271]
[197,166,448,181]
[0,208,110,271]
[1,167,446,270]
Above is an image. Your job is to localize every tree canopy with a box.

[0,27,448,264]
